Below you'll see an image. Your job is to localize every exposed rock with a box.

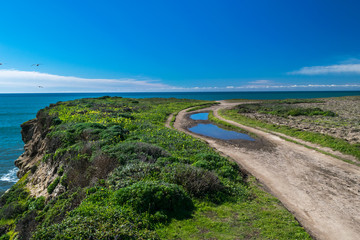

[14,110,60,199]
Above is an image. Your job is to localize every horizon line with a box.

[0,89,360,94]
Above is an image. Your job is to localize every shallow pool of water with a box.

[189,123,255,141]
[190,112,209,120]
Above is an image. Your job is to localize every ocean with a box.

[1,91,359,195]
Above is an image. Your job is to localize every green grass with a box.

[47,177,60,194]
[269,99,324,104]
[157,177,311,240]
[236,103,336,117]
[220,109,360,162]
[223,99,260,103]
[169,113,177,128]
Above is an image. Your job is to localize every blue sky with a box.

[0,0,360,92]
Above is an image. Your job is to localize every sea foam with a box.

[0,168,18,183]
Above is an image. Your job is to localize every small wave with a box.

[0,168,18,183]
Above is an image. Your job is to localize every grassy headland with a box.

[0,97,310,239]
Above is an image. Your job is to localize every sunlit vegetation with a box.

[236,102,336,117]
[0,97,310,239]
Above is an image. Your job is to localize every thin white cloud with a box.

[289,63,360,75]
[175,84,360,91]
[339,58,360,64]
[0,69,171,92]
[248,80,273,84]
[257,84,360,89]
[3,69,358,93]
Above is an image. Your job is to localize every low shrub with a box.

[47,177,60,194]
[60,174,67,188]
[36,189,85,228]
[0,202,26,219]
[0,182,29,207]
[57,165,64,176]
[192,153,241,180]
[108,163,161,189]
[15,210,38,240]
[33,207,159,240]
[104,142,170,164]
[100,124,129,143]
[162,164,224,198]
[0,234,10,240]
[28,196,46,211]
[114,181,194,215]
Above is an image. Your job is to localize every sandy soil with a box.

[169,101,360,240]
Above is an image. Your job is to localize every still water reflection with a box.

[189,113,255,141]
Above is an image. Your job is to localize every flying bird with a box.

[38,86,44,88]
[32,64,42,67]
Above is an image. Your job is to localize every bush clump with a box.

[33,207,159,240]
[47,177,60,194]
[163,164,225,198]
[108,162,162,189]
[48,122,128,148]
[104,142,170,164]
[0,234,10,240]
[28,196,46,211]
[0,202,26,219]
[114,181,194,215]
[192,153,242,180]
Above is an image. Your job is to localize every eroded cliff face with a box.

[14,107,118,199]
[14,110,64,198]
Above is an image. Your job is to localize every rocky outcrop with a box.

[13,107,118,199]
[14,110,61,198]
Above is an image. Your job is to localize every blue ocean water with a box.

[0,91,359,194]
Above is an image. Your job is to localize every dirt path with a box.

[170,101,360,240]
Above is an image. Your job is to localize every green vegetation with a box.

[47,177,60,194]
[157,177,311,240]
[220,108,360,161]
[274,99,324,104]
[223,99,261,103]
[169,113,177,128]
[237,103,336,117]
[0,97,310,239]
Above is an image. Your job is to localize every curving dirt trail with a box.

[170,101,360,240]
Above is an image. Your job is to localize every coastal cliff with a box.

[14,107,117,200]
[16,109,56,177]
[14,110,58,198]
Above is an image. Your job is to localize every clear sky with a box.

[0,0,360,92]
